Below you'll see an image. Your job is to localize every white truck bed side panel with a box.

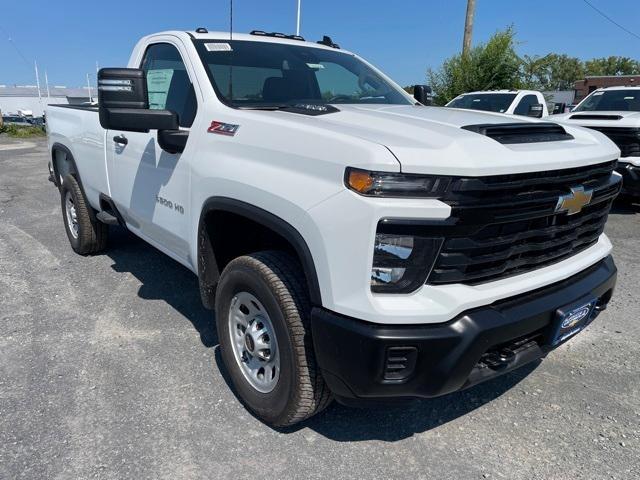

[46,106,108,209]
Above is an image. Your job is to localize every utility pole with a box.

[296,0,301,36]
[462,0,476,55]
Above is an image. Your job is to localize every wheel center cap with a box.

[244,333,255,353]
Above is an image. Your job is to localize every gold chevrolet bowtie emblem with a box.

[555,186,593,215]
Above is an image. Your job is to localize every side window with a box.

[141,43,197,128]
[514,94,539,116]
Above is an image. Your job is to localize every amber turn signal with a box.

[347,169,374,193]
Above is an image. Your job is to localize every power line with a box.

[0,24,32,67]
[582,0,640,41]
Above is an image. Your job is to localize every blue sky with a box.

[1,0,639,88]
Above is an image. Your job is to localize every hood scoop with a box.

[462,122,574,145]
[570,114,623,120]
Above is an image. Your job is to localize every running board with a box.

[98,193,126,227]
[96,211,119,225]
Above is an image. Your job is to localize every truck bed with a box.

[46,104,107,209]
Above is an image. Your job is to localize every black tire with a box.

[216,251,332,426]
[60,174,108,255]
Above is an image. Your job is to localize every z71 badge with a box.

[207,121,240,136]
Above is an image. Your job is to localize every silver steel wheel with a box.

[228,292,280,393]
[64,191,79,239]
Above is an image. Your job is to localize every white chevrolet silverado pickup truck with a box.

[551,86,640,200]
[46,29,622,426]
[446,89,549,118]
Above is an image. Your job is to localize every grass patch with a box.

[0,124,46,138]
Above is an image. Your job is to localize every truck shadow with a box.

[104,225,541,441]
[297,361,540,442]
[105,226,218,348]
[610,198,640,215]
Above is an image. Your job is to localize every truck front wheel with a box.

[60,175,108,255]
[216,251,332,426]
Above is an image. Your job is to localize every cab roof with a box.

[181,30,351,53]
[594,85,640,92]
[460,89,541,95]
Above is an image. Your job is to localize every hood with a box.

[283,105,619,176]
[551,110,640,129]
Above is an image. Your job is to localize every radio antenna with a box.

[229,0,233,41]
[228,0,234,101]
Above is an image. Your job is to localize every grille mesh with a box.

[426,161,621,285]
[585,126,640,158]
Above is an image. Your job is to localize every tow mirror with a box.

[552,103,566,115]
[98,68,178,133]
[527,103,544,118]
[413,85,433,106]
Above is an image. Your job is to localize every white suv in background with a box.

[446,89,549,118]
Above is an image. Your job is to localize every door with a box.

[106,42,198,263]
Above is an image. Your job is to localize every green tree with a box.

[584,56,640,76]
[427,27,522,105]
[521,54,584,91]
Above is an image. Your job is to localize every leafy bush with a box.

[426,28,640,105]
[0,124,46,138]
[428,27,522,106]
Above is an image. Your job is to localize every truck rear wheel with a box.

[216,251,332,426]
[60,174,108,255]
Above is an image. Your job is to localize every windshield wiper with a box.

[237,103,340,116]
[237,105,291,111]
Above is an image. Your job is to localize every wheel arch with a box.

[51,142,81,189]
[197,197,322,309]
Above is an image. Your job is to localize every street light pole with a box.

[87,73,93,103]
[45,70,51,98]
[462,0,476,55]
[34,61,42,107]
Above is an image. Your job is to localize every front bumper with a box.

[311,256,617,402]
[616,162,640,196]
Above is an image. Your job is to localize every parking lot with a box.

[1,137,639,480]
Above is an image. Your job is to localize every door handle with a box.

[113,135,128,145]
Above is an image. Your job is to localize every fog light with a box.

[371,232,443,294]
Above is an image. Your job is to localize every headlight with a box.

[371,226,443,294]
[346,167,451,198]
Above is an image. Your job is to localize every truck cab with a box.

[446,89,549,118]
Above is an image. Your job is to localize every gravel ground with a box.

[1,136,639,480]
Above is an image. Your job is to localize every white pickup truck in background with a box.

[446,89,549,118]
[551,86,640,200]
[46,29,621,426]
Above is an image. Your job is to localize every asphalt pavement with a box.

[1,136,639,480]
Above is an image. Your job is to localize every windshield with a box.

[574,89,640,112]
[193,40,412,108]
[447,93,517,113]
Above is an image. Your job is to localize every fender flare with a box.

[51,142,81,189]
[197,197,322,308]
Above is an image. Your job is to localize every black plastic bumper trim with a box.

[311,256,617,401]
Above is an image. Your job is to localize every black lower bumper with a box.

[311,256,617,402]
[616,163,640,197]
